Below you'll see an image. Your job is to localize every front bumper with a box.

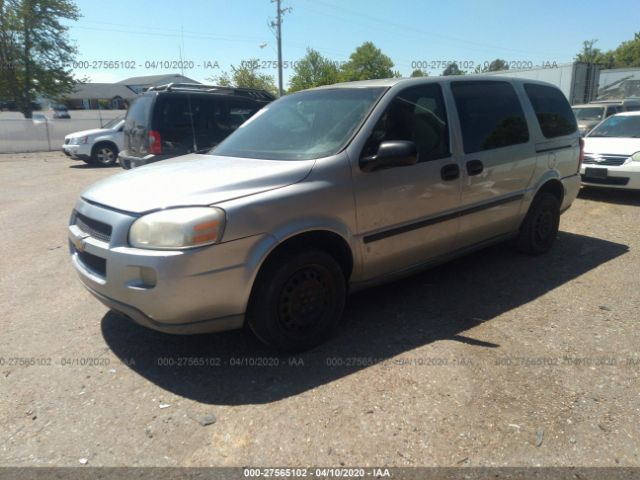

[62,143,91,161]
[68,198,274,334]
[580,162,640,190]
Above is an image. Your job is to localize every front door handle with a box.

[441,163,460,181]
[466,159,484,176]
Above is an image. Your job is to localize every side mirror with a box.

[360,140,418,172]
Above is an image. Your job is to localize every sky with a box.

[65,0,640,87]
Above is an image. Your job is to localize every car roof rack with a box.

[146,83,276,101]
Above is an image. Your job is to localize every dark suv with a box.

[118,83,274,169]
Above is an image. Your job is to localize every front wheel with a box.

[516,192,560,255]
[247,250,346,352]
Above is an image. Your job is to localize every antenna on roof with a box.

[179,25,185,77]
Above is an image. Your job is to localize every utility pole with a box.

[276,0,283,96]
[271,0,290,97]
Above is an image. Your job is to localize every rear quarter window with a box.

[451,81,529,153]
[125,94,153,128]
[524,83,577,138]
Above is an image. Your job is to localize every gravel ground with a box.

[0,152,639,468]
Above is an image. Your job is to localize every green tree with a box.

[575,39,614,68]
[0,0,80,118]
[209,59,278,96]
[410,68,428,77]
[288,48,341,92]
[613,32,640,68]
[474,58,510,73]
[442,62,465,76]
[214,71,232,87]
[340,41,396,81]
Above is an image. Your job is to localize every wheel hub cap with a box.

[278,267,330,332]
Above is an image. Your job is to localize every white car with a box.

[62,116,124,166]
[580,111,640,190]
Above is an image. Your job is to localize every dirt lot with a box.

[1,152,639,468]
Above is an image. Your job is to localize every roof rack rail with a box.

[146,83,276,101]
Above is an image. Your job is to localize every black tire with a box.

[247,249,346,352]
[91,142,118,166]
[516,192,560,255]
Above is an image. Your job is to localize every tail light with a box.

[578,137,585,172]
[148,130,162,154]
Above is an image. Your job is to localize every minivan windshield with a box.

[213,87,386,160]
[587,115,640,137]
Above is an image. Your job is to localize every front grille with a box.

[581,175,629,186]
[76,249,107,277]
[583,154,629,166]
[74,211,112,243]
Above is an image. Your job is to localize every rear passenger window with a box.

[524,83,577,138]
[363,84,450,162]
[154,96,191,131]
[451,81,529,153]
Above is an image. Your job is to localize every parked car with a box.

[572,99,640,136]
[580,111,640,190]
[118,83,274,169]
[69,77,581,351]
[62,116,125,166]
[31,113,48,123]
[573,102,623,136]
[52,104,71,119]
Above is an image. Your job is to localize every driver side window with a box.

[362,84,450,162]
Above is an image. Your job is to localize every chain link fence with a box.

[0,110,124,153]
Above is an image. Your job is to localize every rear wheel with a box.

[516,192,560,255]
[91,142,118,166]
[247,250,346,352]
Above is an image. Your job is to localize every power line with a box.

[70,24,265,45]
[301,0,575,58]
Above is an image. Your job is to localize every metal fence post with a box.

[44,119,52,151]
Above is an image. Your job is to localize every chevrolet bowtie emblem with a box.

[74,233,90,252]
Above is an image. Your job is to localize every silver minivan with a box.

[69,77,582,351]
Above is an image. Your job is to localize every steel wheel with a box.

[277,266,332,333]
[517,191,560,255]
[247,250,346,351]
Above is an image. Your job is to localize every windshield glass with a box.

[213,87,386,160]
[103,116,124,129]
[588,115,640,137]
[572,107,605,120]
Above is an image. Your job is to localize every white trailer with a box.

[597,68,640,99]
[483,62,600,105]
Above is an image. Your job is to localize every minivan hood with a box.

[578,120,600,129]
[81,154,315,214]
[66,127,113,139]
[583,137,640,156]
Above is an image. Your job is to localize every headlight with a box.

[632,151,640,162]
[129,207,225,250]
[71,136,88,145]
